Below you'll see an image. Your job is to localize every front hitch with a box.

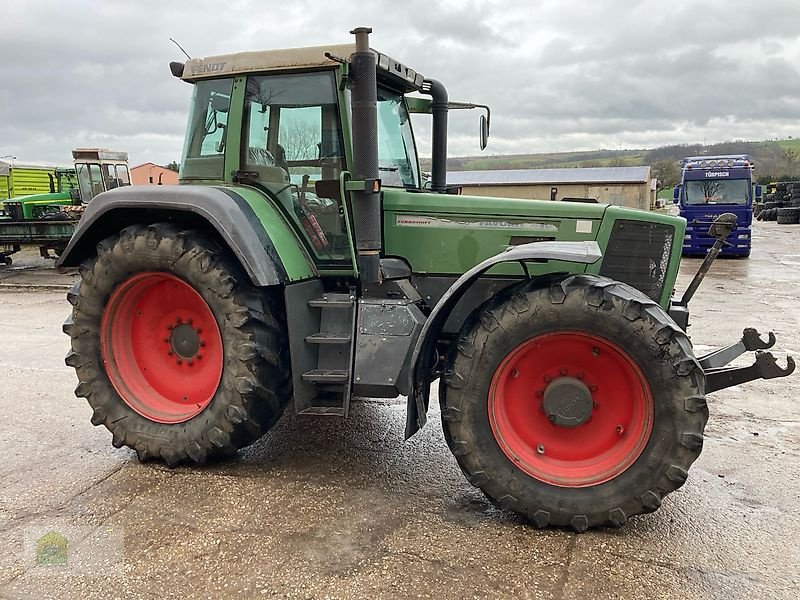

[675,213,796,392]
[705,351,796,394]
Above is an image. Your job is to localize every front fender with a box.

[405,240,602,438]
[56,185,317,286]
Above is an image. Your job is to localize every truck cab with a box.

[674,155,760,257]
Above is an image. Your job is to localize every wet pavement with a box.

[0,224,799,599]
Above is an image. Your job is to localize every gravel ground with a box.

[0,222,798,599]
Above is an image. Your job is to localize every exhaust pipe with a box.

[422,79,449,193]
[349,27,381,284]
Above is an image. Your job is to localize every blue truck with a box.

[674,155,761,257]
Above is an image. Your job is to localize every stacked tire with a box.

[758,182,800,224]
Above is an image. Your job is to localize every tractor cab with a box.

[72,148,131,203]
[174,43,479,268]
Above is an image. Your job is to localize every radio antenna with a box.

[169,38,192,60]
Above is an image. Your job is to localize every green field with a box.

[434,139,800,182]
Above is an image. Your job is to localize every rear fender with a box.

[56,185,317,285]
[405,240,602,438]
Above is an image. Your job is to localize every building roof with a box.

[131,162,167,170]
[447,166,651,187]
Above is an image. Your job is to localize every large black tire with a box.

[777,208,795,224]
[441,275,707,531]
[64,223,291,465]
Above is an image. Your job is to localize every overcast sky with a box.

[2,0,799,167]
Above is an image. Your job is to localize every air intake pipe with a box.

[422,79,449,193]
[348,27,381,284]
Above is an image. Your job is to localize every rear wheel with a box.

[441,275,707,530]
[64,223,291,465]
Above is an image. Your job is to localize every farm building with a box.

[447,166,656,210]
[131,163,179,186]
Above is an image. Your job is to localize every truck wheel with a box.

[441,275,707,531]
[64,223,291,465]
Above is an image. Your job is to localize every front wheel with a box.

[441,275,708,530]
[64,223,291,465]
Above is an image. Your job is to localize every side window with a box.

[115,165,131,186]
[243,72,349,263]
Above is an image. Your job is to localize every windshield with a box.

[75,163,104,203]
[684,179,750,205]
[376,89,420,188]
[180,78,233,180]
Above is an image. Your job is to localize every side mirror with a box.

[672,185,681,204]
[755,184,762,203]
[479,114,490,151]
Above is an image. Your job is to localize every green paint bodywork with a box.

[224,185,317,282]
[175,63,686,309]
[383,190,684,307]
[2,192,72,219]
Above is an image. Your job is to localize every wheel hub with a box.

[170,322,201,359]
[543,376,593,428]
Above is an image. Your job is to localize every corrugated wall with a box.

[7,168,54,198]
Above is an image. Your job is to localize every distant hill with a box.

[427,139,800,185]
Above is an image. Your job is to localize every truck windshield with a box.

[376,89,420,189]
[684,179,750,205]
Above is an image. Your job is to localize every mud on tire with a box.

[64,223,291,465]
[440,274,707,531]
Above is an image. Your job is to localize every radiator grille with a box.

[599,220,674,301]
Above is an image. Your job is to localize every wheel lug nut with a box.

[577,371,585,380]
[199,341,206,347]
[536,390,544,397]
[167,324,173,330]
[188,319,193,325]
[593,401,599,408]
[197,354,203,360]
[592,347,600,357]
[163,337,169,343]
[167,350,174,356]
[188,360,194,366]
[616,424,624,435]
[548,414,556,422]
[196,328,203,334]
[511,368,519,378]
[590,385,598,392]
[536,444,545,455]
[176,317,182,323]
[544,375,552,383]
[559,368,567,376]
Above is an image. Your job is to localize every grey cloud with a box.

[2,0,799,166]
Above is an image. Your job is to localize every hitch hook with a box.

[705,351,796,394]
[699,327,776,370]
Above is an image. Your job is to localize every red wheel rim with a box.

[100,272,223,424]
[488,331,653,487]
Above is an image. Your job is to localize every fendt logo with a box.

[705,171,730,178]
[189,62,227,76]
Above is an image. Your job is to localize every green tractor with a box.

[0,149,130,263]
[58,28,794,530]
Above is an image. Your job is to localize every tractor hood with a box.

[384,189,609,221]
[382,189,684,300]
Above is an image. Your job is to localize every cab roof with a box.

[179,43,426,92]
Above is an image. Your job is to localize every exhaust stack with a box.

[349,27,381,284]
